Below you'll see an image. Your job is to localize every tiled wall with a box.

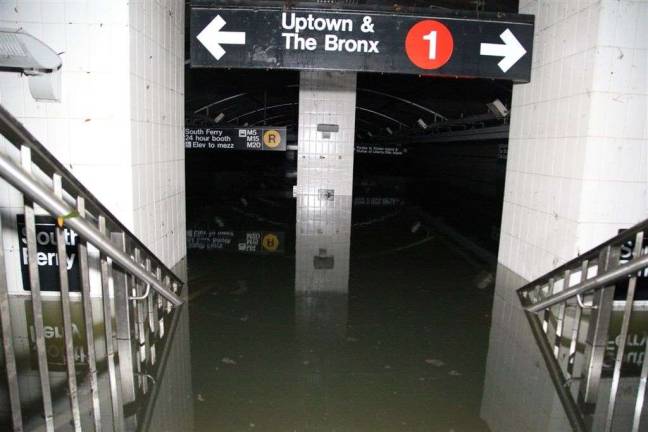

[0,1,133,221]
[480,265,572,432]
[499,0,648,281]
[295,194,352,295]
[296,71,356,197]
[129,0,186,268]
[295,194,351,348]
[0,0,186,294]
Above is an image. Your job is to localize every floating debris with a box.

[222,357,238,365]
[231,280,248,296]
[425,358,445,367]
[346,336,359,342]
[197,393,205,402]
[240,315,249,322]
[475,271,494,290]
[449,370,462,376]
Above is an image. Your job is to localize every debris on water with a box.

[302,360,310,366]
[449,370,462,376]
[249,423,255,428]
[197,393,205,402]
[384,365,392,369]
[222,357,237,365]
[213,216,225,227]
[411,221,422,233]
[425,358,445,367]
[231,280,248,295]
[240,197,248,207]
[475,271,494,290]
[240,315,249,322]
[346,336,359,342]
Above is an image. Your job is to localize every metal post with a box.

[110,231,137,406]
[52,174,82,432]
[605,231,644,431]
[21,147,54,432]
[579,246,618,406]
[98,218,125,432]
[0,213,23,431]
[76,197,102,432]
[553,270,570,358]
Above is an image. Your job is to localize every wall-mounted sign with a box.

[615,230,648,300]
[355,144,405,156]
[604,307,648,378]
[25,300,89,371]
[191,7,534,82]
[353,196,403,208]
[187,229,285,255]
[185,127,287,151]
[17,215,80,292]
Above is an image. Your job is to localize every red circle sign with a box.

[405,20,454,70]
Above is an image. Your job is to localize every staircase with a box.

[0,104,185,432]
[518,220,648,431]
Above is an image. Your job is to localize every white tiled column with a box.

[498,0,648,281]
[294,71,355,347]
[296,71,356,198]
[295,194,352,351]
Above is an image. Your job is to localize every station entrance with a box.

[2,0,648,431]
[185,2,533,430]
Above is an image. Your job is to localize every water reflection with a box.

[481,266,648,432]
[187,192,500,431]
[0,295,193,432]
[480,266,572,432]
[295,194,352,348]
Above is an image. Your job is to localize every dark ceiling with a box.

[186,0,519,141]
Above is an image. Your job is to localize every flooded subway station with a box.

[1,1,648,432]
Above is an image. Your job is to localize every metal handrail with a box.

[516,219,648,432]
[0,103,186,432]
[518,216,648,309]
[0,104,183,292]
[523,252,648,313]
[0,104,183,305]
[0,153,182,305]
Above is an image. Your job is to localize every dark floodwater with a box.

[186,189,498,432]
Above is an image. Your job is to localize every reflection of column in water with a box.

[480,266,573,432]
[295,194,352,354]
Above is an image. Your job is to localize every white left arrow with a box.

[197,15,246,60]
[480,29,526,73]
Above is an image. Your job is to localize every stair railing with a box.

[0,103,184,432]
[518,218,648,432]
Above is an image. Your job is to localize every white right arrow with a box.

[197,15,246,61]
[480,29,527,73]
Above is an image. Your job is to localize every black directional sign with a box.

[191,7,534,82]
[185,127,287,151]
